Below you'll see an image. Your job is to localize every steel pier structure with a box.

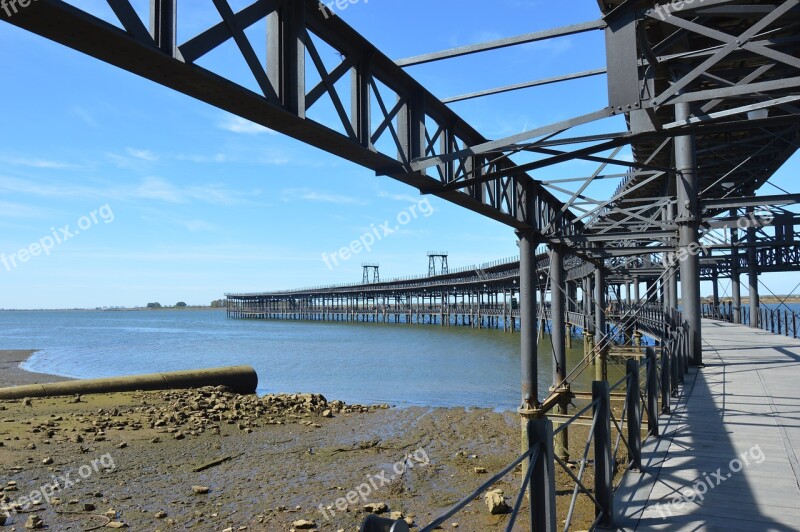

[5,0,800,529]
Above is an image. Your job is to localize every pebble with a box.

[192,485,210,494]
[24,514,43,529]
[292,520,316,530]
[363,502,388,514]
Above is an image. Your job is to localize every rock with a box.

[150,437,161,444]
[155,510,167,519]
[22,398,32,406]
[363,502,388,514]
[473,467,487,474]
[291,520,316,529]
[24,514,44,529]
[105,508,118,518]
[25,443,36,450]
[484,489,509,515]
[117,442,128,449]
[321,409,333,418]
[42,457,53,465]
[388,511,404,520]
[192,485,210,494]
[106,522,128,528]
[0,514,6,526]
[84,503,96,512]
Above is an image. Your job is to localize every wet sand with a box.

[0,352,603,531]
[0,350,70,388]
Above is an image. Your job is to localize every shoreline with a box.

[0,349,72,388]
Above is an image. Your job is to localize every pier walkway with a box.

[616,319,800,531]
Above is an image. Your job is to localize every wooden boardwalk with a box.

[616,319,800,531]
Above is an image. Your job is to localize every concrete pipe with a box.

[0,365,258,400]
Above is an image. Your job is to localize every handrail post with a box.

[671,332,680,394]
[626,359,642,470]
[527,419,556,532]
[646,347,660,435]
[661,341,672,412]
[593,380,614,528]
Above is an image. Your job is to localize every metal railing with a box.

[362,325,691,531]
[702,303,800,339]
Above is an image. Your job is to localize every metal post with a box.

[517,229,541,483]
[550,245,569,462]
[527,419,557,532]
[712,271,720,317]
[747,207,760,329]
[593,380,614,527]
[150,0,177,56]
[646,347,659,436]
[660,343,671,413]
[730,209,742,324]
[633,277,640,305]
[671,332,680,394]
[595,264,607,381]
[675,101,702,367]
[626,359,643,471]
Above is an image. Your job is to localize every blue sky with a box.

[0,0,797,308]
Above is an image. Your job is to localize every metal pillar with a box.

[712,270,720,311]
[675,101,702,366]
[633,277,640,305]
[594,264,607,381]
[666,200,679,325]
[518,230,540,413]
[550,246,569,461]
[149,0,177,56]
[747,207,760,328]
[731,209,742,324]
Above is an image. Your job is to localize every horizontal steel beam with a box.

[395,20,606,67]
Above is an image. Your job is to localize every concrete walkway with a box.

[615,319,800,531]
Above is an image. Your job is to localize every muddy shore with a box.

[0,350,600,531]
[0,351,70,389]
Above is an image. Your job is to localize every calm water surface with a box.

[0,310,595,409]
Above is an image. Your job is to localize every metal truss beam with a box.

[1,0,585,236]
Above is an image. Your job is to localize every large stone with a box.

[291,519,317,529]
[484,489,509,515]
[363,502,388,514]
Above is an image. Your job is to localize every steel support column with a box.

[550,246,569,461]
[731,209,742,324]
[518,230,540,412]
[675,101,702,366]
[595,263,607,381]
[747,207,760,328]
[149,0,176,56]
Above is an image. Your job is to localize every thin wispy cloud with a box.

[0,155,80,169]
[282,187,364,205]
[377,190,420,203]
[0,200,54,220]
[126,148,159,161]
[0,174,258,207]
[218,114,276,135]
[71,105,99,128]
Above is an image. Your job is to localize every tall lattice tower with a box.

[362,263,380,283]
[427,252,449,276]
